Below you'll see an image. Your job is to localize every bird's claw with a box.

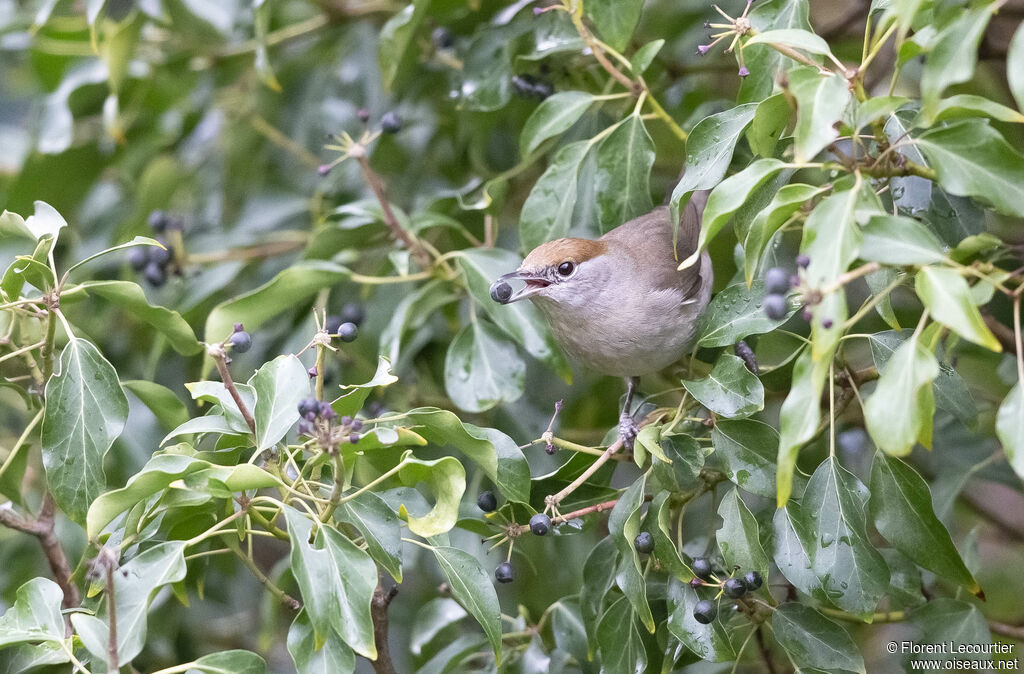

[619,413,639,450]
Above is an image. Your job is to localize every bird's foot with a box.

[618,412,639,450]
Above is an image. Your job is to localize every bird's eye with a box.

[557,261,575,276]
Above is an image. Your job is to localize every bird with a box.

[489,192,713,446]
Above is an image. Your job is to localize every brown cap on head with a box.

[521,238,609,270]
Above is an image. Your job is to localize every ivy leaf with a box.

[401,407,529,503]
[185,380,256,435]
[772,503,822,599]
[747,93,789,157]
[377,0,429,89]
[250,354,310,452]
[746,28,835,59]
[681,353,764,419]
[608,475,654,632]
[800,457,890,618]
[869,452,979,593]
[915,120,1024,218]
[1009,22,1024,112]
[777,347,830,506]
[429,545,502,661]
[520,92,594,157]
[332,356,398,419]
[669,104,758,224]
[444,320,525,413]
[713,419,796,500]
[915,266,1001,352]
[282,507,377,659]
[0,578,67,652]
[76,281,202,355]
[649,491,691,579]
[187,651,266,674]
[458,248,572,381]
[864,332,939,456]
[680,158,788,268]
[596,597,647,672]
[550,598,589,666]
[789,66,851,163]
[123,380,189,431]
[630,39,664,76]
[919,6,993,123]
[584,0,643,52]
[396,452,465,538]
[738,0,812,103]
[911,599,991,649]
[859,214,948,265]
[519,141,590,252]
[996,383,1024,481]
[41,338,129,525]
[716,488,769,578]
[921,94,1024,125]
[595,115,655,232]
[580,536,618,657]
[666,577,735,662]
[743,183,828,284]
[71,542,188,668]
[771,603,866,673]
[337,491,403,583]
[696,280,793,347]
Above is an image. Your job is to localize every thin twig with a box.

[105,557,119,674]
[0,494,81,609]
[547,437,625,509]
[354,155,432,269]
[551,498,619,525]
[209,344,256,434]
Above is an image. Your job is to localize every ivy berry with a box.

[723,577,747,598]
[341,302,365,326]
[743,570,763,591]
[477,491,497,513]
[338,322,358,342]
[633,532,654,554]
[229,325,252,353]
[495,561,514,584]
[529,513,551,536]
[764,267,791,295]
[692,557,713,580]
[693,599,717,624]
[381,111,403,134]
[764,293,788,321]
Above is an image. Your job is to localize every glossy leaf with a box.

[607,475,654,632]
[864,332,939,456]
[123,380,190,431]
[444,319,525,413]
[919,7,992,123]
[859,214,947,265]
[738,0,812,103]
[288,610,356,674]
[681,353,764,419]
[746,93,789,157]
[915,266,1001,351]
[789,66,851,162]
[429,545,502,660]
[596,597,647,673]
[666,577,735,662]
[378,0,428,89]
[42,338,129,525]
[250,354,310,451]
[696,280,793,347]
[519,141,590,252]
[332,356,398,419]
[187,651,267,674]
[771,603,865,673]
[580,536,618,656]
[595,115,655,232]
[997,383,1024,481]
[0,578,67,651]
[921,94,1024,124]
[282,507,377,658]
[337,491,403,582]
[746,28,833,58]
[584,0,643,51]
[713,419,789,499]
[520,92,594,157]
[395,452,465,537]
[1010,22,1024,112]
[743,183,828,284]
[869,452,978,592]
[777,347,830,505]
[716,488,769,578]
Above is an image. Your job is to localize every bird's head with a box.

[489,238,611,307]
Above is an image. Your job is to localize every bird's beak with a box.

[489,269,551,304]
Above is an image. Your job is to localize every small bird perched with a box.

[490,193,713,446]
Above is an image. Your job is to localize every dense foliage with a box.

[1,0,1024,672]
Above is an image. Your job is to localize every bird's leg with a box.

[618,376,640,449]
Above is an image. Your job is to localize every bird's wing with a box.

[601,196,708,300]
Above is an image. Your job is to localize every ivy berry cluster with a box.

[127,210,184,287]
[688,556,764,624]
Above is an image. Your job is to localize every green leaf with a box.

[869,452,979,593]
[377,0,429,89]
[910,598,991,649]
[746,93,790,157]
[550,598,588,666]
[75,280,201,355]
[997,383,1024,481]
[584,0,643,51]
[393,452,465,538]
[608,475,654,632]
[71,542,188,667]
[716,488,769,578]
[743,183,828,284]
[444,319,525,413]
[429,545,502,661]
[459,27,514,112]
[789,66,851,163]
[282,507,377,658]
[1009,22,1024,112]
[204,260,350,345]
[738,0,812,103]
[669,103,758,224]
[696,280,793,347]
[859,214,948,265]
[771,603,866,673]
[920,94,1024,125]
[23,201,66,242]
[630,39,664,76]
[746,28,834,58]
[681,353,764,419]
[519,140,590,253]
[520,92,594,157]
[915,120,1024,218]
[332,356,398,419]
[920,6,993,123]
[87,454,282,538]
[915,266,1001,351]
[457,248,572,381]
[776,347,830,505]
[402,407,529,503]
[800,457,890,617]
[287,610,355,674]
[595,115,655,232]
[410,598,467,657]
[0,578,67,652]
[680,159,787,268]
[249,354,309,451]
[186,380,256,435]
[123,380,189,431]
[337,492,403,583]
[853,95,911,131]
[772,503,822,598]
[666,577,735,662]
[864,332,939,456]
[580,536,618,657]
[187,651,267,674]
[713,420,790,500]
[648,491,691,579]
[596,596,647,672]
[41,338,128,525]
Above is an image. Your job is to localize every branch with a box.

[989,620,1024,641]
[755,626,779,674]
[551,498,619,525]
[0,494,81,609]
[370,573,398,674]
[546,437,625,509]
[354,154,432,269]
[209,343,256,434]
[983,312,1018,354]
